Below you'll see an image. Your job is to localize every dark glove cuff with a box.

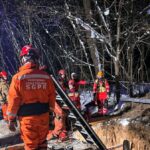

[9,118,16,122]
[93,92,96,98]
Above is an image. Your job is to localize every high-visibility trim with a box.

[98,87,106,92]
[68,92,79,97]
[55,115,62,120]
[18,74,50,80]
[7,112,17,117]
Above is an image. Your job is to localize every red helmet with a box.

[0,71,7,80]
[20,45,39,59]
[58,69,65,75]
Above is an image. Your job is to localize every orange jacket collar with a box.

[19,62,38,71]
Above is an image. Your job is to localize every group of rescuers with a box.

[0,45,110,150]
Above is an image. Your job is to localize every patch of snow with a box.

[147,9,150,15]
[119,118,130,126]
[80,91,93,105]
[91,30,95,38]
[74,17,104,42]
[45,29,49,34]
[121,94,129,98]
[104,9,110,16]
[80,91,93,110]
[120,103,126,109]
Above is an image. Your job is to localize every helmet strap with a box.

[21,56,37,65]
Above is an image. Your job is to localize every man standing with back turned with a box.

[7,45,56,150]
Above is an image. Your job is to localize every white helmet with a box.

[71,72,77,79]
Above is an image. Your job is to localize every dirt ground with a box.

[122,103,150,149]
[73,101,150,150]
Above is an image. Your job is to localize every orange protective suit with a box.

[7,62,56,150]
[39,67,67,141]
[47,102,66,140]
[53,102,66,135]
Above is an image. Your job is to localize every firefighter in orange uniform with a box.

[93,71,110,115]
[0,71,9,121]
[68,72,87,110]
[7,45,56,150]
[47,69,67,141]
[47,102,67,141]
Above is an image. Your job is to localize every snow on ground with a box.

[0,120,20,138]
[118,118,130,126]
[80,90,93,110]
[80,90,117,109]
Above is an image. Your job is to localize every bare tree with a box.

[0,0,149,87]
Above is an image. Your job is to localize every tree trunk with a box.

[128,44,134,97]
[83,0,100,75]
[114,0,124,103]
[114,60,120,103]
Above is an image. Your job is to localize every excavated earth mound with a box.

[73,103,150,150]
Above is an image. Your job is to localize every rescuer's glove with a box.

[8,119,17,132]
[93,92,96,99]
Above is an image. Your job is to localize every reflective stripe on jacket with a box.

[93,79,110,93]
[7,62,56,121]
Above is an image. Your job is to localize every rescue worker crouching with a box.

[93,71,110,115]
[0,70,9,122]
[39,67,67,141]
[47,102,67,141]
[48,69,67,141]
[7,45,56,150]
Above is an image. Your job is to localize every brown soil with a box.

[73,103,150,150]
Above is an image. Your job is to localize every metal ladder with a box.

[51,75,107,150]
